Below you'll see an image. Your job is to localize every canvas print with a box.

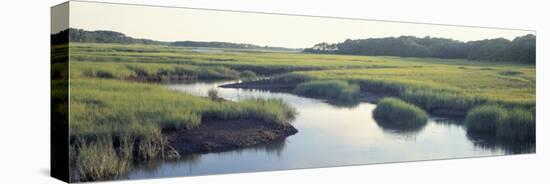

[51,1,536,182]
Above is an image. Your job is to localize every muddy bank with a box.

[221,80,467,117]
[167,119,298,154]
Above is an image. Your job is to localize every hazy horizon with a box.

[61,1,534,49]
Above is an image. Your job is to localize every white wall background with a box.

[0,0,547,183]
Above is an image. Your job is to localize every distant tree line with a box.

[304,35,535,64]
[67,28,168,45]
[172,41,297,51]
[53,28,535,64]
[57,28,299,52]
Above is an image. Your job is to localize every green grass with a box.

[71,61,241,81]
[465,105,535,142]
[71,138,131,182]
[373,97,428,131]
[497,108,535,141]
[63,42,536,180]
[294,80,359,103]
[68,43,409,74]
[68,77,295,181]
[202,98,297,124]
[464,105,505,133]
[69,43,535,113]
[67,42,535,134]
[275,61,534,115]
[240,70,258,81]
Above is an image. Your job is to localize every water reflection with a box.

[466,130,535,154]
[126,80,533,179]
[324,99,361,108]
[254,139,287,157]
[129,139,289,179]
[373,118,428,135]
[432,117,464,127]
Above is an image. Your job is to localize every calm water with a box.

[127,80,529,179]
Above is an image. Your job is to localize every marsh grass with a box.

[294,80,359,103]
[373,98,428,131]
[72,138,131,182]
[64,42,535,181]
[240,70,258,81]
[276,62,535,116]
[70,43,535,115]
[207,88,221,101]
[465,105,535,142]
[400,89,480,113]
[73,62,241,81]
[202,98,297,124]
[496,108,535,141]
[464,105,505,133]
[68,78,296,181]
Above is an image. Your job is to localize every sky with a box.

[61,1,534,48]
[51,2,69,34]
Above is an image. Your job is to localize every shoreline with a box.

[167,119,298,155]
[220,79,467,118]
[122,77,301,156]
[219,79,389,104]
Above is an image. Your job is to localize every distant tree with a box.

[58,28,300,51]
[303,34,535,64]
[507,34,536,64]
[466,38,511,61]
[67,28,167,45]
